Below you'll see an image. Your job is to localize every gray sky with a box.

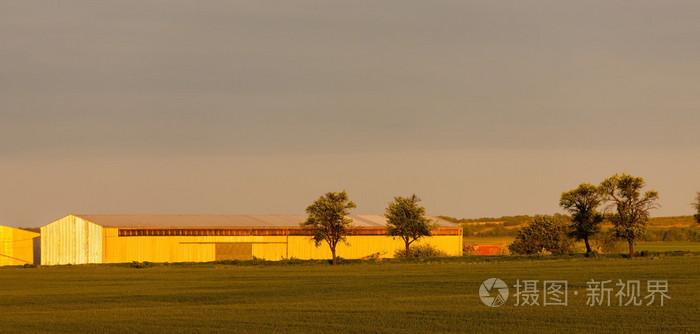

[1,1,699,227]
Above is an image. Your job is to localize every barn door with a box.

[215,243,253,260]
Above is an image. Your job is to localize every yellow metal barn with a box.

[40,214,462,265]
[0,225,40,266]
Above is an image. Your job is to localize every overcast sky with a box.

[1,1,699,227]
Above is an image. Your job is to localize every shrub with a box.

[586,250,601,258]
[643,229,665,241]
[130,261,154,269]
[590,231,624,254]
[213,259,241,265]
[663,227,686,242]
[687,227,700,241]
[508,215,574,255]
[394,244,447,258]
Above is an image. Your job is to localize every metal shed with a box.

[0,225,40,266]
[40,214,463,265]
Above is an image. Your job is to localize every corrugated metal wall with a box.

[0,226,40,266]
[287,235,463,260]
[103,228,288,262]
[40,216,463,264]
[102,230,461,263]
[41,215,103,265]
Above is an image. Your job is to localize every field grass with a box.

[1,255,699,333]
[636,242,700,252]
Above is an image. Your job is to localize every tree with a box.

[301,191,356,265]
[599,174,659,258]
[385,194,435,257]
[693,192,700,225]
[508,215,573,255]
[559,183,604,255]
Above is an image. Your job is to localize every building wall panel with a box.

[99,233,461,262]
[41,216,462,264]
[287,235,462,260]
[41,215,103,265]
[103,229,288,263]
[0,226,40,266]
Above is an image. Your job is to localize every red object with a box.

[464,245,503,255]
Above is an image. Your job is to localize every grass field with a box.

[1,255,699,333]
[636,242,700,252]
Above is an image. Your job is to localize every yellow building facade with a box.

[0,225,40,266]
[41,215,463,265]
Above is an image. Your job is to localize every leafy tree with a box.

[599,174,659,258]
[301,190,356,265]
[385,194,435,257]
[508,215,573,255]
[559,183,604,255]
[693,192,700,225]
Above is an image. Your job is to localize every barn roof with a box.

[0,225,40,237]
[72,214,459,228]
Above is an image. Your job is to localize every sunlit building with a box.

[40,214,462,265]
[0,225,40,266]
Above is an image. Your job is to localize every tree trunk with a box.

[405,241,410,257]
[584,237,591,254]
[331,247,336,265]
[628,240,634,258]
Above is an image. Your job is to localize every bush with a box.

[508,215,574,255]
[641,227,700,242]
[590,231,625,254]
[687,227,700,241]
[663,227,686,242]
[586,250,601,258]
[394,244,447,258]
[643,229,665,241]
[213,259,241,265]
[129,261,154,269]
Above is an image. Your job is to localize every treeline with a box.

[647,216,696,226]
[438,215,542,227]
[441,215,696,228]
[643,227,700,242]
[440,214,569,237]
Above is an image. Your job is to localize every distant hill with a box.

[438,215,539,227]
[648,216,696,226]
[440,215,696,227]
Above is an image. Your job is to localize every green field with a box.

[1,255,699,333]
[636,242,700,252]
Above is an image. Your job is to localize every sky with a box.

[1,1,699,227]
